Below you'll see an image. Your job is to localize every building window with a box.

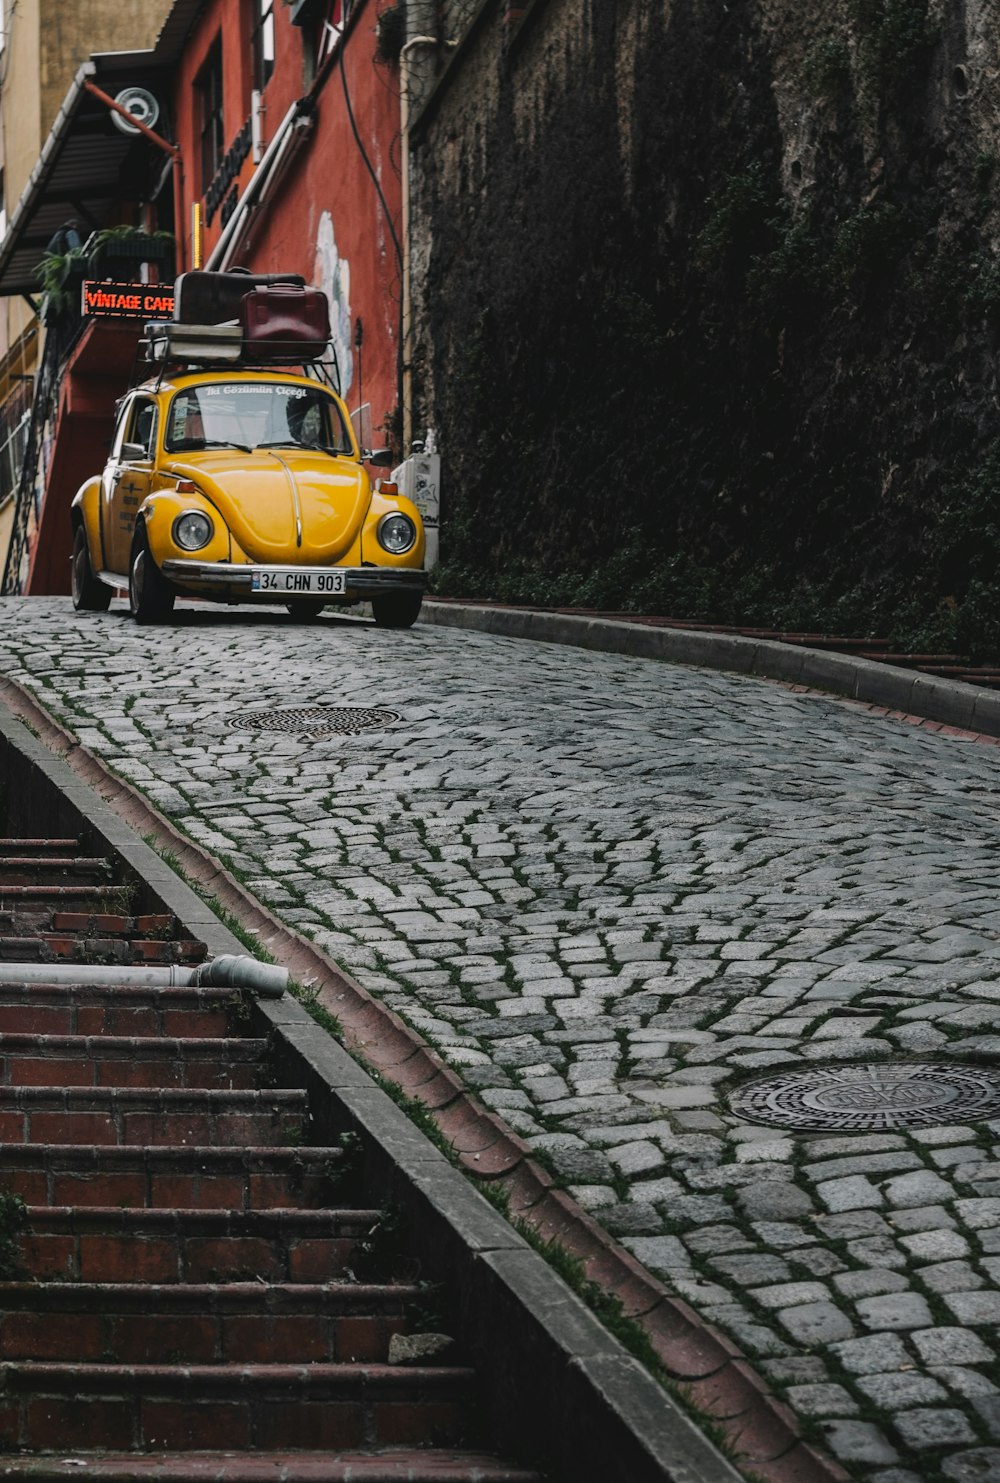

[198,39,225,192]
[250,0,275,92]
[0,380,32,507]
[130,399,158,459]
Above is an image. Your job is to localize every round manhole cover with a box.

[228,706,400,737]
[730,1062,1000,1132]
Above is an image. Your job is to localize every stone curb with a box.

[421,601,1000,738]
[0,674,847,1483]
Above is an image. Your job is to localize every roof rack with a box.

[134,269,341,389]
[144,322,242,363]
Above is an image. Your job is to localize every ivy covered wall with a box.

[409,0,1000,655]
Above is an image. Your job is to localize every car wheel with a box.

[286,602,327,621]
[371,592,423,629]
[70,525,112,612]
[129,526,175,624]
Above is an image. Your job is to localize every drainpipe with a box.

[0,954,288,998]
[400,0,439,455]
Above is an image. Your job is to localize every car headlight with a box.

[377,512,416,554]
[172,510,214,551]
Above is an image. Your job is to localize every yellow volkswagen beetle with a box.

[70,369,426,626]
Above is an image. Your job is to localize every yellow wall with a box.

[0,496,12,566]
[37,0,172,157]
[0,0,171,584]
[0,0,172,345]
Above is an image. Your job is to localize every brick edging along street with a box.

[0,669,844,1483]
[421,600,1000,739]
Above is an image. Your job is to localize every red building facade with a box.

[172,0,404,452]
[0,0,406,593]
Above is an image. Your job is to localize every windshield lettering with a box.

[166,382,352,455]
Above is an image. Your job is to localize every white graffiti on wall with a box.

[313,210,353,397]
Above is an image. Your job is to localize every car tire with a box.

[129,525,175,624]
[286,602,327,621]
[371,592,423,629]
[70,525,112,612]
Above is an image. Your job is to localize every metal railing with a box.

[0,325,63,595]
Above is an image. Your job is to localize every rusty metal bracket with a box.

[83,80,181,161]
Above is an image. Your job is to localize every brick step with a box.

[0,1362,480,1452]
[0,858,113,886]
[0,1033,268,1089]
[0,840,81,856]
[0,983,239,1037]
[0,912,177,937]
[0,1086,309,1146]
[921,665,1000,680]
[518,606,893,645]
[0,1449,542,1480]
[50,912,176,935]
[0,935,207,965]
[0,886,130,910]
[24,1206,379,1283]
[859,651,963,663]
[0,1145,346,1209]
[0,1280,419,1363]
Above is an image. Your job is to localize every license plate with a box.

[250,569,346,595]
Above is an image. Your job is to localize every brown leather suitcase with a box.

[240,284,331,360]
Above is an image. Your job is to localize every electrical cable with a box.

[336,25,406,441]
[338,43,403,276]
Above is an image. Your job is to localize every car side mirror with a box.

[365,447,395,468]
[120,441,149,460]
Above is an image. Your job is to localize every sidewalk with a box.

[421,598,1000,740]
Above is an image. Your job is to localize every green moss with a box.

[746,208,823,305]
[0,1193,27,1280]
[849,0,935,92]
[966,254,1000,322]
[693,163,779,278]
[801,37,852,97]
[829,200,914,288]
[975,151,997,201]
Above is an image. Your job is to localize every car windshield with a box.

[165,382,354,456]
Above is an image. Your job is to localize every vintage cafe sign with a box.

[82,281,175,319]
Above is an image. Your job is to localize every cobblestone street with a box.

[5,596,1000,1480]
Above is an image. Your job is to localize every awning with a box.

[0,0,209,299]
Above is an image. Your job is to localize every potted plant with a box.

[36,244,88,324]
[85,225,175,279]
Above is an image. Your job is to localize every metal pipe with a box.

[0,955,288,997]
[190,955,289,997]
[399,37,438,453]
[82,80,180,161]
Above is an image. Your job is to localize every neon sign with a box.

[82,281,175,319]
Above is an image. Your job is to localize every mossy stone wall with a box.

[409,0,1000,656]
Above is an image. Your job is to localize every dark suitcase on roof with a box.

[173,269,305,325]
[240,283,331,360]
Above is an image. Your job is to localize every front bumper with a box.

[160,561,427,602]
